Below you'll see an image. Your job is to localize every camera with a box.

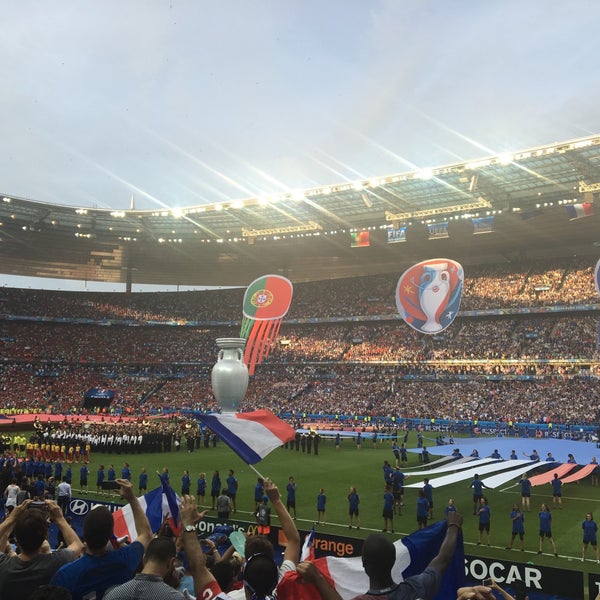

[100,481,121,490]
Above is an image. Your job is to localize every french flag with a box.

[113,479,180,541]
[278,521,465,600]
[300,527,316,562]
[197,410,295,464]
[566,202,593,220]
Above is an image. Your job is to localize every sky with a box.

[1,0,600,290]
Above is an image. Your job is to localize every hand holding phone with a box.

[101,481,121,490]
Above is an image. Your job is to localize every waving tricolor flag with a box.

[197,409,295,464]
[240,274,293,375]
[277,521,465,600]
[113,478,180,541]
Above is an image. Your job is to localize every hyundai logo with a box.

[69,499,90,516]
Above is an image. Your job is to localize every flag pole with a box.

[247,463,266,480]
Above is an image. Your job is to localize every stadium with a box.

[2,134,600,600]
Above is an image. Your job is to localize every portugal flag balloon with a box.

[396,258,463,334]
[241,275,293,375]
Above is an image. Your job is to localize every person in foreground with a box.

[0,498,83,599]
[50,478,153,600]
[350,511,464,600]
[104,536,185,600]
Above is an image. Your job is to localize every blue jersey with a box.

[478,505,491,525]
[519,478,531,495]
[383,492,394,512]
[182,474,191,492]
[197,477,206,495]
[348,492,359,511]
[583,519,598,542]
[121,466,131,480]
[471,479,485,495]
[511,509,524,534]
[139,472,148,489]
[551,478,562,495]
[107,468,116,481]
[423,483,433,503]
[287,482,297,502]
[393,471,405,489]
[227,476,238,495]
[417,497,429,518]
[445,504,457,516]
[317,493,326,511]
[539,510,552,533]
[254,482,264,502]
[96,469,105,484]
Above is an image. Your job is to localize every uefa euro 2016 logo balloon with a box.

[396,258,464,334]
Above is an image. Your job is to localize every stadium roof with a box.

[1,134,600,287]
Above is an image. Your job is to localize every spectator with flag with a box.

[50,478,153,599]
[351,511,464,600]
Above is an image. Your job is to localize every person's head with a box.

[245,534,275,560]
[13,509,49,554]
[200,471,205,478]
[541,503,550,512]
[361,533,395,582]
[29,585,72,600]
[424,478,429,484]
[212,560,236,593]
[99,464,104,470]
[257,477,263,485]
[83,505,114,551]
[448,498,455,507]
[319,487,324,494]
[586,512,594,521]
[143,536,177,573]
[242,553,278,599]
[480,497,488,506]
[474,474,480,479]
[512,503,519,511]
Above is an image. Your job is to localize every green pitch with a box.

[21,431,598,571]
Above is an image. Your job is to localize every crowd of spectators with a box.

[1,256,599,324]
[0,257,599,427]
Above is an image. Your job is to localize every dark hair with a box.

[243,553,278,599]
[83,505,114,550]
[212,560,235,593]
[244,535,275,560]
[361,533,395,580]
[145,536,176,563]
[14,509,48,554]
[30,585,72,600]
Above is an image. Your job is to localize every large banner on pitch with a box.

[465,554,584,600]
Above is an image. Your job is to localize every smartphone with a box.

[100,481,121,490]
[29,501,47,510]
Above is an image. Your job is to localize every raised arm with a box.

[47,500,83,556]
[117,478,153,549]
[0,501,29,551]
[179,495,219,594]
[428,511,464,575]
[265,478,301,565]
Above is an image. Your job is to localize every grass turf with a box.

[19,431,600,571]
